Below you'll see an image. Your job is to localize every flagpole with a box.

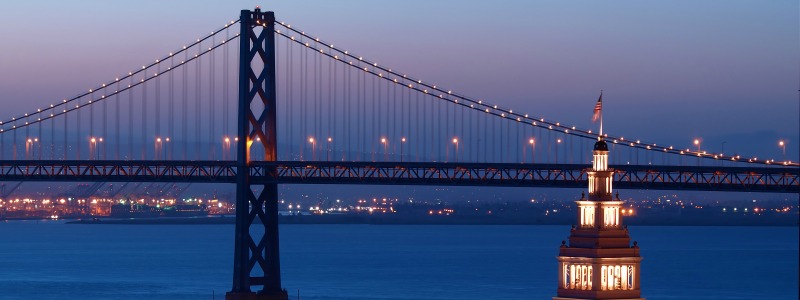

[599,90,603,138]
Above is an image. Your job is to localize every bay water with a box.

[0,221,796,299]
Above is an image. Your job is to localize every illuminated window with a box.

[580,205,595,227]
[604,206,619,228]
[563,263,593,290]
[601,265,635,291]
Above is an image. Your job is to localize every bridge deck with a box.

[0,160,796,193]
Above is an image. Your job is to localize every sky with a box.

[0,1,796,202]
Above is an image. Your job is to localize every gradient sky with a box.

[0,0,797,160]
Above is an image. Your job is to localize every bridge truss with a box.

[0,160,796,193]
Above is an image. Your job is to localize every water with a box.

[0,221,796,300]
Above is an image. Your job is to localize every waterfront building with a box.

[554,139,644,300]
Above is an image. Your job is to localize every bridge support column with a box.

[227,8,287,300]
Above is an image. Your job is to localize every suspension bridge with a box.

[0,8,797,300]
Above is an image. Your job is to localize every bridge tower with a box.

[227,8,288,300]
[554,139,644,300]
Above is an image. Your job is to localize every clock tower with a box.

[554,139,644,300]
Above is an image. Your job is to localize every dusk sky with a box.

[0,0,797,160]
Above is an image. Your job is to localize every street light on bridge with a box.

[26,138,38,160]
[309,137,316,161]
[155,138,161,160]
[327,137,332,161]
[779,140,786,161]
[224,137,231,160]
[527,138,535,164]
[401,137,406,162]
[694,138,701,166]
[34,138,40,160]
[89,137,103,160]
[556,138,562,164]
[381,137,387,161]
[452,137,459,163]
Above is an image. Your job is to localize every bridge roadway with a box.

[0,160,796,193]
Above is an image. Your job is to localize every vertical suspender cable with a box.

[483,109,488,163]
[361,63,366,160]
[50,107,55,159]
[89,90,93,158]
[13,123,17,160]
[440,94,444,161]
[378,73,383,153]
[169,55,174,160]
[116,81,120,159]
[415,85,420,161]
[505,117,510,163]
[467,104,471,162]
[515,118,520,163]
[405,82,409,161]
[283,35,290,160]
[401,79,405,160]
[325,44,331,160]
[331,46,336,160]
[129,77,133,160]
[25,116,29,159]
[285,32,291,160]
[102,86,107,159]
[314,40,319,149]
[210,34,216,160]
[196,43,202,160]
[460,105,464,162]
[286,34,299,161]
[77,96,81,159]
[416,86,425,161]
[183,50,188,160]
[345,59,350,161]
[142,68,147,159]
[371,67,376,161]
[490,110,494,162]
[358,62,363,160]
[37,112,42,160]
[301,37,306,160]
[384,76,389,154]
[224,28,230,159]
[429,91,433,161]
[156,62,161,150]
[318,43,323,149]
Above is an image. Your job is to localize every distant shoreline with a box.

[49,214,799,226]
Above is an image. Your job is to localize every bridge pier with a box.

[227,8,287,300]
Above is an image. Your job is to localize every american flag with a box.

[592,92,603,122]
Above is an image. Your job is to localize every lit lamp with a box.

[327,137,332,161]
[400,137,406,162]
[529,138,535,163]
[309,137,316,161]
[452,138,459,163]
[381,138,387,161]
